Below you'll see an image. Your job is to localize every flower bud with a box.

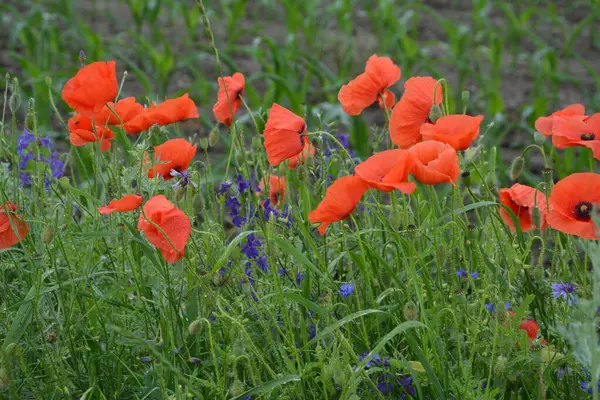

[0,367,9,387]
[533,131,546,146]
[229,380,244,397]
[192,193,204,214]
[9,78,21,113]
[461,90,470,105]
[46,332,57,343]
[532,206,542,230]
[403,301,419,321]
[188,320,202,335]
[510,156,525,180]
[542,168,553,187]
[429,104,444,123]
[175,186,185,201]
[208,128,220,147]
[42,226,54,244]
[494,356,507,377]
[25,98,36,131]
[199,137,209,151]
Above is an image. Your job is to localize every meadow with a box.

[1,0,600,399]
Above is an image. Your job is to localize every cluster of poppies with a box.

[278,55,482,234]
[500,104,600,239]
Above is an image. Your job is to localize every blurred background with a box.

[2,0,599,176]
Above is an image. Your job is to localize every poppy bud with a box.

[436,246,447,266]
[229,379,244,396]
[461,171,471,187]
[209,128,220,147]
[429,104,444,123]
[494,356,507,377]
[510,156,525,180]
[192,193,204,214]
[9,78,21,113]
[534,266,544,281]
[79,50,87,67]
[25,99,36,131]
[496,308,509,324]
[45,76,52,87]
[199,137,209,150]
[188,320,202,335]
[175,186,186,201]
[532,206,542,230]
[0,367,9,387]
[403,301,419,321]
[533,131,546,146]
[42,226,54,244]
[461,90,470,105]
[296,165,306,181]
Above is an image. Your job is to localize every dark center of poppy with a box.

[580,132,596,141]
[574,201,594,220]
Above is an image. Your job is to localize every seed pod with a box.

[510,156,525,180]
[199,137,209,150]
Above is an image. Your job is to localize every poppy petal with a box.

[409,140,460,185]
[148,138,197,179]
[213,72,245,126]
[421,114,484,151]
[61,61,118,117]
[308,175,370,235]
[263,103,305,167]
[389,77,442,148]
[98,194,143,215]
[354,149,415,193]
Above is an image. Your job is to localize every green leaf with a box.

[231,374,301,400]
[306,309,386,347]
[271,236,329,281]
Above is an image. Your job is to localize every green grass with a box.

[1,0,600,398]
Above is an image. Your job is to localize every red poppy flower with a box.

[338,55,401,116]
[258,175,286,208]
[0,202,28,249]
[308,175,371,235]
[98,194,143,215]
[94,97,145,126]
[68,114,115,152]
[377,90,396,111]
[551,114,600,160]
[518,320,540,340]
[408,141,460,185]
[547,172,600,239]
[420,114,484,151]
[288,138,316,170]
[147,138,197,180]
[535,104,587,137]
[124,94,199,134]
[499,184,548,232]
[213,72,245,126]
[62,61,118,117]
[389,77,443,148]
[263,103,306,167]
[137,195,191,263]
[354,149,416,194]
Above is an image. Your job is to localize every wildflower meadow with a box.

[2,0,600,399]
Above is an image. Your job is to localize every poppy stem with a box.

[306,131,357,168]
[520,144,549,168]
[239,96,260,134]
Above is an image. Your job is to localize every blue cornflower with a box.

[484,303,496,312]
[218,182,232,194]
[225,196,241,211]
[232,215,245,227]
[551,282,577,305]
[456,269,467,278]
[171,169,195,190]
[470,271,479,279]
[339,282,354,297]
[48,155,65,179]
[237,174,250,194]
[296,273,305,286]
[278,267,286,276]
[263,198,279,221]
[377,381,393,395]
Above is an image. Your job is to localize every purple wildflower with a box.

[552,282,577,305]
[339,283,354,297]
[237,174,250,194]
